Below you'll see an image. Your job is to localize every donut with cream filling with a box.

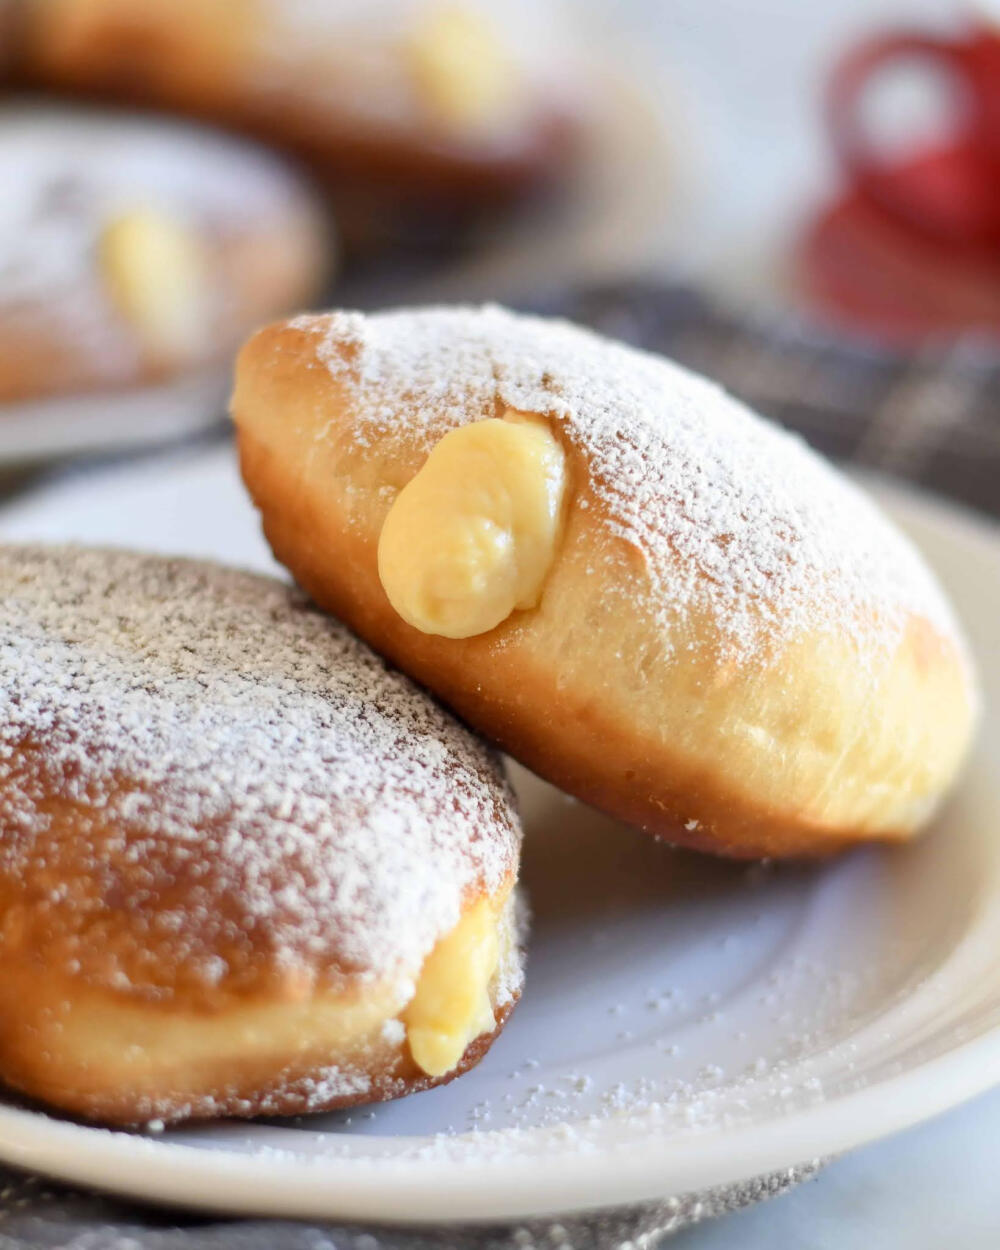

[233,304,979,858]
[12,0,583,211]
[0,107,330,404]
[0,545,522,1125]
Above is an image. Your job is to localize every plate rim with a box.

[0,370,230,466]
[0,1017,999,1225]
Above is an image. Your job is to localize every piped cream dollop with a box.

[404,898,500,1078]
[377,409,566,639]
[99,207,209,360]
[406,4,515,130]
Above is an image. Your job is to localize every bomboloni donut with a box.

[233,304,979,860]
[0,107,330,404]
[0,545,522,1126]
[13,0,583,207]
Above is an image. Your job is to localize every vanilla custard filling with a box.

[42,896,512,1094]
[406,4,516,131]
[99,208,209,359]
[378,410,566,639]
[404,897,501,1078]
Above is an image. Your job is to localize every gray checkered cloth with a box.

[0,1164,824,1250]
[528,282,1000,521]
[2,280,995,1247]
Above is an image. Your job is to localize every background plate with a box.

[0,371,230,466]
[0,448,996,1224]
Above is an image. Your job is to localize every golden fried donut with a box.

[0,545,522,1126]
[13,0,583,209]
[0,106,330,404]
[233,305,979,860]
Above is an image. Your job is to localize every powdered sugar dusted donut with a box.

[234,304,978,859]
[0,546,522,1125]
[0,107,330,404]
[15,0,583,207]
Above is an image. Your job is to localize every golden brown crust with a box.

[233,314,978,859]
[0,973,519,1127]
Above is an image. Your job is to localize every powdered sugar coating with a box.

[294,304,962,662]
[0,546,519,998]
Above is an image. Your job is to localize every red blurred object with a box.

[800,19,1000,341]
[801,144,1000,342]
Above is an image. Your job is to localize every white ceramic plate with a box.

[0,448,996,1225]
[0,370,230,466]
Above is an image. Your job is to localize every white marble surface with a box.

[581,0,958,305]
[676,1086,1000,1247]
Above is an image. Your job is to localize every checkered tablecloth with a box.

[527,282,1000,521]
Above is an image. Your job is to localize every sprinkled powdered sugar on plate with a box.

[0,546,520,1002]
[292,305,962,663]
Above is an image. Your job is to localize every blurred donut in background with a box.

[0,2,18,76]
[0,106,331,404]
[12,0,586,238]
